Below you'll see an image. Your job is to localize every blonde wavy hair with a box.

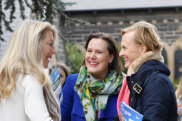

[0,20,58,100]
[121,21,162,52]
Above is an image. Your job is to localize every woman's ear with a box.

[109,55,114,63]
[140,45,148,54]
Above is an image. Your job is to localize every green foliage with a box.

[0,0,77,41]
[0,0,29,41]
[118,45,127,73]
[30,0,75,23]
[172,79,180,90]
[66,42,85,74]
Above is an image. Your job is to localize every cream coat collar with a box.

[127,51,164,76]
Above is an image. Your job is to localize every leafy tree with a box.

[1,0,89,73]
[66,41,85,73]
[0,0,75,41]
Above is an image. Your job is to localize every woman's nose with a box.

[119,49,123,57]
[52,46,56,55]
[90,53,96,59]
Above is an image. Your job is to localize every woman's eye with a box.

[121,46,126,50]
[87,49,92,52]
[49,43,53,47]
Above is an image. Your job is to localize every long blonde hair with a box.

[0,20,58,100]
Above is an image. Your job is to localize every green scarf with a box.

[74,66,123,121]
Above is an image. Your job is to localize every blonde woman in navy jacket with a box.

[118,21,177,121]
[61,32,124,121]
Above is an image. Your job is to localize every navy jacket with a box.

[61,74,119,121]
[127,60,177,121]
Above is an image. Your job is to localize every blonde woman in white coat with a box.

[0,20,61,121]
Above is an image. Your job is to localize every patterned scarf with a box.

[74,66,123,121]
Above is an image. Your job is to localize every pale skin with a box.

[41,29,56,68]
[85,38,114,80]
[119,31,147,69]
[119,31,147,121]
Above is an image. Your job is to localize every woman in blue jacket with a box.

[61,32,124,121]
[118,21,177,121]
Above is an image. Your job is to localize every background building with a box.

[0,0,182,81]
[58,0,182,81]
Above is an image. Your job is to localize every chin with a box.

[87,70,95,74]
[124,65,129,69]
[44,64,48,69]
[87,69,97,74]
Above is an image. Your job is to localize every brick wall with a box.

[54,15,67,63]
[59,8,182,80]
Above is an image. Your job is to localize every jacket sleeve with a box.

[142,74,176,121]
[61,74,76,121]
[22,75,53,121]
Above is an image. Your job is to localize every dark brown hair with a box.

[82,32,122,76]
[49,62,70,77]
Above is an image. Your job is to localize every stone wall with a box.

[58,8,182,81]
